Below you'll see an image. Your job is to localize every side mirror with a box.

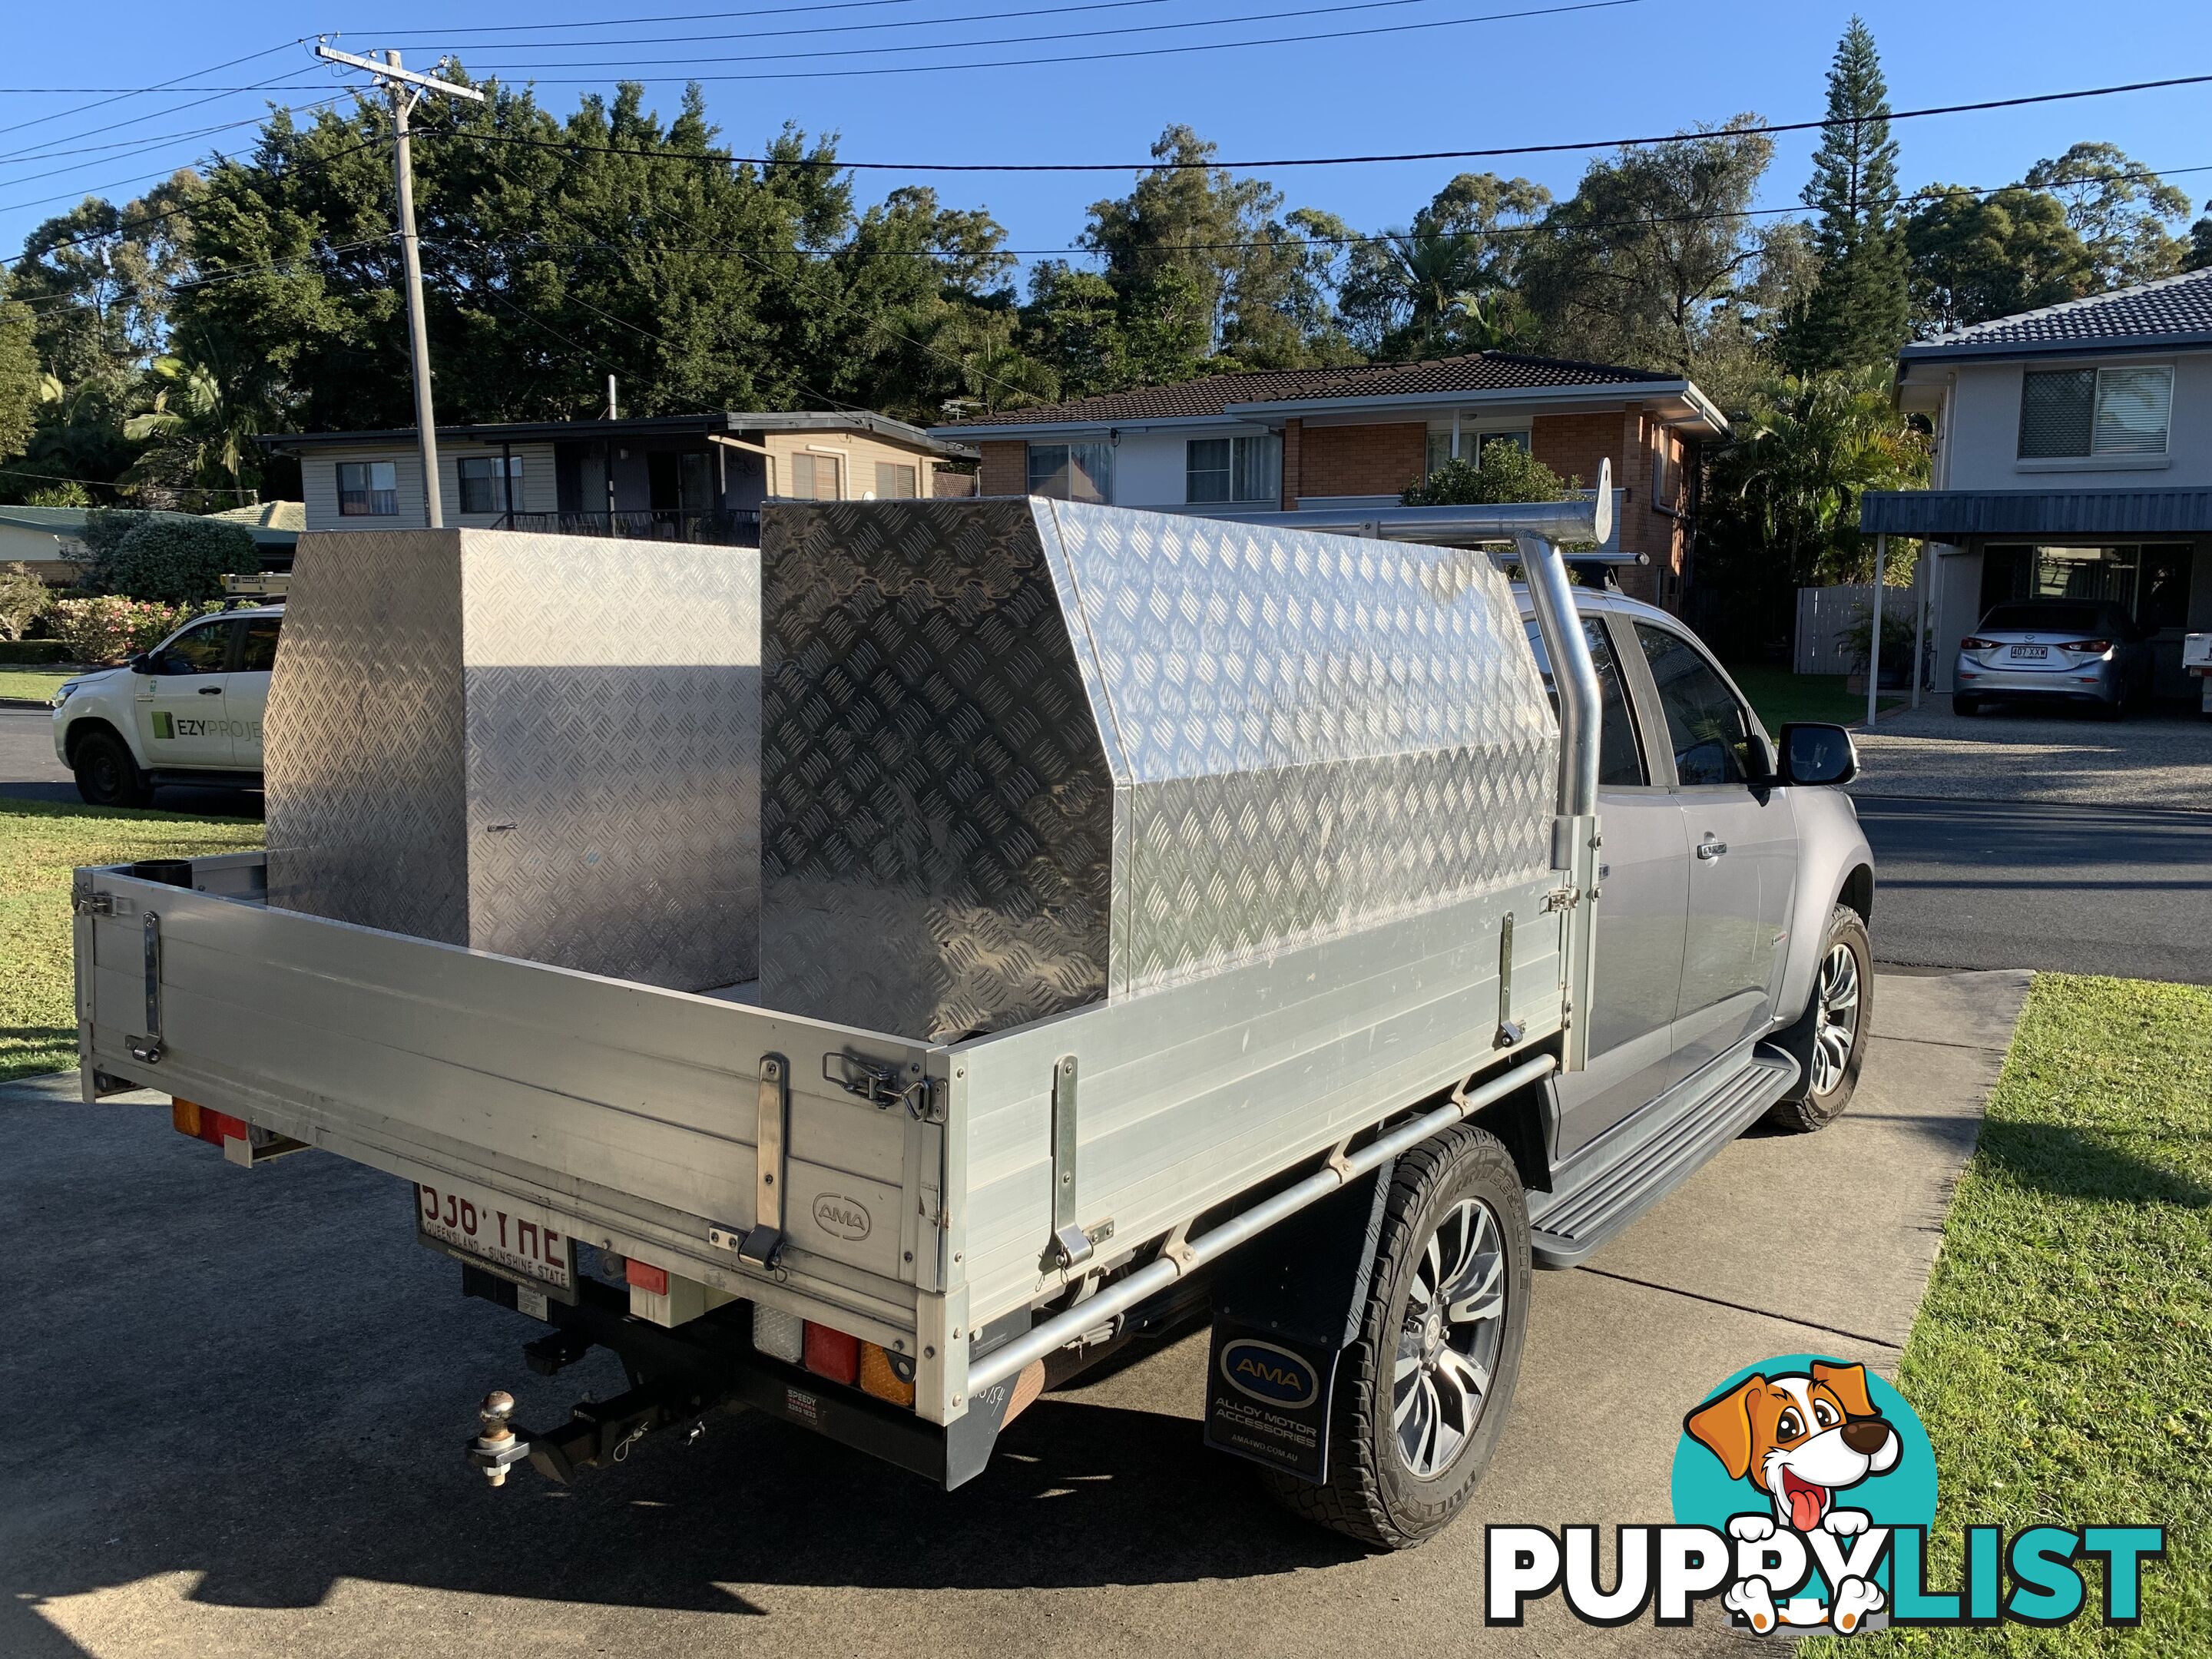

[1776,722,1859,787]
[129,653,154,676]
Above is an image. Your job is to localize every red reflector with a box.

[205,1109,248,1144]
[624,1259,670,1296]
[803,1322,859,1386]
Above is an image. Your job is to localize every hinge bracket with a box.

[737,1053,789,1269]
[128,909,164,1064]
[1043,1055,1093,1271]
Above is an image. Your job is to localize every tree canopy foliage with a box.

[1,23,2202,525]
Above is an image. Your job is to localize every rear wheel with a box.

[1261,1124,1529,1550]
[71,727,152,808]
[1951,694,1979,717]
[1765,904,1872,1132]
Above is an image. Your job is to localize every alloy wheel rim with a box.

[1809,942,1861,1096]
[1392,1196,1507,1479]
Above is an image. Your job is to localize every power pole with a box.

[315,41,484,528]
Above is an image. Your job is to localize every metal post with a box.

[499,437,515,530]
[313,45,482,531]
[1866,533,1887,729]
[1909,538,1928,710]
[607,375,618,420]
[387,55,442,528]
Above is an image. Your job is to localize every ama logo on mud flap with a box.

[1219,1338,1319,1409]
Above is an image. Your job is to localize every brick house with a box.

[932,352,1727,610]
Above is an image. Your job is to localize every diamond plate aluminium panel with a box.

[266,528,760,992]
[1035,501,1558,998]
[757,499,1558,1041]
[758,501,1114,1042]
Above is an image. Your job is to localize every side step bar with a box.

[1529,1048,1800,1267]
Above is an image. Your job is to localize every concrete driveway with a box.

[2,969,2028,1659]
[1849,701,2211,810]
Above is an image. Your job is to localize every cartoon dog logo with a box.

[1684,1361,1901,1634]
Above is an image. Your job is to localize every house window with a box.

[2018,366,2173,459]
[1027,441,1113,504]
[790,452,842,500]
[336,460,398,516]
[1426,429,1530,475]
[1184,435,1280,504]
[456,455,522,515]
[876,461,918,498]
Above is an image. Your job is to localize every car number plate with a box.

[415,1177,577,1296]
[2009,644,2048,660]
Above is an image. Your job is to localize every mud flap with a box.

[1204,1161,1392,1484]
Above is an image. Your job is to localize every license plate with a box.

[2009,644,2048,660]
[415,1177,577,1296]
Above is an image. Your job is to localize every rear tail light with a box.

[859,1342,916,1406]
[2058,639,2111,654]
[803,1322,859,1385]
[1960,637,1998,651]
[753,1303,804,1364]
[623,1258,670,1296]
[172,1097,246,1147]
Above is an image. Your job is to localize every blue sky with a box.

[6,0,2212,282]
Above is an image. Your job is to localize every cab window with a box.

[237,618,282,673]
[151,621,234,675]
[1633,623,1757,786]
[1523,616,1647,786]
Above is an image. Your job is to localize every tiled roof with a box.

[936,351,1681,429]
[1901,266,2212,359]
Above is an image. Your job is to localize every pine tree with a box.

[1785,18,1909,369]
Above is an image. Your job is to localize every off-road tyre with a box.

[1764,904,1872,1132]
[1260,1124,1530,1551]
[71,727,152,808]
[1951,694,1979,717]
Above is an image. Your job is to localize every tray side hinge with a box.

[737,1053,789,1268]
[1043,1054,1093,1271]
[128,909,165,1064]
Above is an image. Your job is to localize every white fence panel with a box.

[1794,584,1877,675]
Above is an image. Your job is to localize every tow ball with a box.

[466,1391,532,1488]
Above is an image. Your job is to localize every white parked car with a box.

[50,605,281,806]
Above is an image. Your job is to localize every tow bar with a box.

[465,1382,694,1488]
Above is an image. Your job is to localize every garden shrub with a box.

[82,512,255,602]
[0,561,51,641]
[45,596,220,665]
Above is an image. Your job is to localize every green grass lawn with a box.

[0,667,77,703]
[1804,973,2212,1657]
[1726,663,1905,730]
[0,799,261,1081]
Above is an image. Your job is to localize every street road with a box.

[0,707,260,818]
[1854,795,2212,985]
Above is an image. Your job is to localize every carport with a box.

[1859,486,2212,699]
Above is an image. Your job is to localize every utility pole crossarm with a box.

[313,42,487,101]
[313,40,484,528]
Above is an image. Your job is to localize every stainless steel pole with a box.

[1909,539,1928,710]
[389,51,443,530]
[1866,533,1886,729]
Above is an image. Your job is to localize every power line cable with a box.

[0,41,302,139]
[389,0,1181,53]
[415,68,2212,169]
[0,102,346,194]
[445,0,1528,69]
[416,0,1641,83]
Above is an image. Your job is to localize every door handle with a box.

[197,685,224,695]
[1696,837,1728,860]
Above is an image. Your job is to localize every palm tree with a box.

[1717,363,1926,586]
[122,354,261,508]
